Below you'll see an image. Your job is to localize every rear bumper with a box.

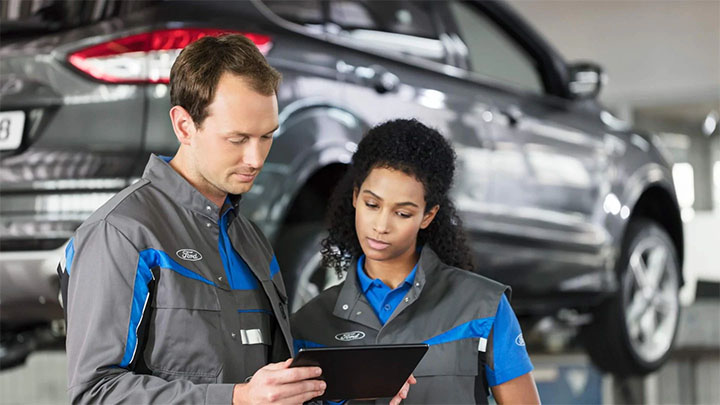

[0,244,66,326]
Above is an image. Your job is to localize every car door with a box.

[317,0,496,227]
[442,0,610,296]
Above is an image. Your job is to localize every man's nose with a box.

[243,140,265,169]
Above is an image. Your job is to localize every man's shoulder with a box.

[77,177,166,235]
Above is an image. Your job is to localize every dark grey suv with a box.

[0,0,683,376]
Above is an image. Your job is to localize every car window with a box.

[1,0,155,37]
[449,1,543,93]
[262,0,324,25]
[329,0,436,38]
[329,0,445,62]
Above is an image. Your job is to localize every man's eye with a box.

[229,138,246,144]
[262,134,274,140]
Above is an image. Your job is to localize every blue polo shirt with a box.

[357,255,418,325]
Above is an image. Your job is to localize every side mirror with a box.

[567,62,606,99]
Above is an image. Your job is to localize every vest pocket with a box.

[146,272,223,380]
[412,338,479,377]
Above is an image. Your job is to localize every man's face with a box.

[190,73,278,199]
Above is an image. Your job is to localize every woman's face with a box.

[353,167,438,263]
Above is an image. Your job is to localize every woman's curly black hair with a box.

[321,118,474,274]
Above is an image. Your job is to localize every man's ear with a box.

[420,205,440,229]
[352,188,359,209]
[169,106,197,146]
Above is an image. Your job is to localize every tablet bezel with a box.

[290,343,429,400]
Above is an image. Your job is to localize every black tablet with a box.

[290,344,429,400]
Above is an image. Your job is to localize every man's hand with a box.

[389,374,416,405]
[233,359,326,404]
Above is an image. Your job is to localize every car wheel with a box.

[274,223,345,313]
[581,218,680,375]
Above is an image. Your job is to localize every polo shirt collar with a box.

[142,154,241,221]
[356,254,418,293]
[334,246,440,329]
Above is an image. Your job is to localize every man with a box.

[59,34,327,404]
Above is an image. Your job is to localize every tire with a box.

[581,218,681,376]
[274,223,345,313]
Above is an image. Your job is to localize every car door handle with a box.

[337,61,399,94]
[499,106,524,127]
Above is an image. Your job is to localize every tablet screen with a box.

[290,344,428,400]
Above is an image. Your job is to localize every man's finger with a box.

[273,379,326,400]
[280,388,326,405]
[262,359,292,371]
[408,374,417,384]
[270,365,322,384]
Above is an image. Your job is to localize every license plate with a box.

[0,110,25,151]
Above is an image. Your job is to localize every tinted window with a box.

[449,1,543,93]
[1,0,155,37]
[263,0,323,25]
[329,0,437,39]
[329,1,444,62]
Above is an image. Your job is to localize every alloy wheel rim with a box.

[291,251,344,313]
[622,234,679,364]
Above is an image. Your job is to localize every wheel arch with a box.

[619,163,684,284]
[268,101,365,243]
[281,162,349,228]
[628,185,684,277]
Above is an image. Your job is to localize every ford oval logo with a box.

[335,331,366,342]
[176,249,203,262]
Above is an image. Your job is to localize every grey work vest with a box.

[292,247,509,404]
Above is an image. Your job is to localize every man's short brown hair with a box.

[170,34,281,127]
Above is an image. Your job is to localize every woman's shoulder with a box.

[437,263,508,294]
[427,263,511,318]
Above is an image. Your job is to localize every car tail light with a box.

[68,28,273,84]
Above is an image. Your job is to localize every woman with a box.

[292,119,540,404]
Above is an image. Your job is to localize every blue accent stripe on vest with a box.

[423,317,495,346]
[293,339,326,355]
[118,249,216,368]
[119,255,154,367]
[219,210,259,290]
[270,255,280,278]
[238,309,274,315]
[140,249,216,286]
[65,238,75,275]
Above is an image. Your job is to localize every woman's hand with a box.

[389,374,417,405]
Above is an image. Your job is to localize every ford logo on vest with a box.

[176,249,203,262]
[335,331,366,342]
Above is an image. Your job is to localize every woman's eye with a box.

[364,202,378,208]
[397,212,412,218]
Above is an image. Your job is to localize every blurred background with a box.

[1,0,718,404]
